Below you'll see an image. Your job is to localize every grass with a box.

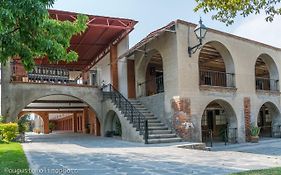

[0,142,31,175]
[232,167,281,175]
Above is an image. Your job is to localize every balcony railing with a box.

[10,62,89,85]
[138,75,164,96]
[256,77,279,91]
[199,70,235,88]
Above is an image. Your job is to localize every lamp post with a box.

[188,18,208,57]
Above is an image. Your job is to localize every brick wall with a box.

[171,97,192,141]
[244,97,251,142]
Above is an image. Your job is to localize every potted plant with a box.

[250,125,260,143]
[49,122,56,133]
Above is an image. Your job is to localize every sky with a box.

[52,0,281,48]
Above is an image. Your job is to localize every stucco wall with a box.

[139,93,167,126]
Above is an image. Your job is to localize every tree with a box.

[0,0,88,70]
[194,0,281,25]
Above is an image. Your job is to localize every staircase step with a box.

[149,130,173,134]
[148,123,165,127]
[149,126,168,130]
[148,122,165,127]
[148,134,177,139]
[148,137,182,144]
[147,119,161,123]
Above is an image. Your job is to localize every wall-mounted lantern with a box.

[188,18,208,57]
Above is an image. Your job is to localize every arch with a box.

[198,41,235,87]
[200,99,237,143]
[104,110,122,137]
[14,93,102,124]
[137,49,165,97]
[255,53,279,91]
[18,112,46,134]
[16,94,102,136]
[256,101,281,137]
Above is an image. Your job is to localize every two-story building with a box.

[2,9,281,144]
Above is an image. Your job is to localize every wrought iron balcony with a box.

[138,75,164,96]
[256,77,279,91]
[199,70,235,88]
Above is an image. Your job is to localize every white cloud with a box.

[233,14,281,48]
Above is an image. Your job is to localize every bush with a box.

[250,125,261,136]
[0,123,18,143]
[0,116,5,123]
[18,117,30,133]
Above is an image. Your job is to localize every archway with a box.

[201,100,237,143]
[255,54,279,91]
[139,49,164,96]
[104,110,122,137]
[198,41,235,87]
[18,113,45,134]
[17,94,101,136]
[257,102,281,138]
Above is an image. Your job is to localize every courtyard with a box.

[21,133,281,175]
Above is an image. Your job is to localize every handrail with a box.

[102,84,148,142]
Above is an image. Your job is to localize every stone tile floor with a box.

[21,133,281,175]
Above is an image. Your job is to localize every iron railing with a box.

[138,75,164,96]
[202,129,213,147]
[10,62,89,85]
[102,84,148,143]
[27,66,70,84]
[199,70,235,87]
[256,77,279,91]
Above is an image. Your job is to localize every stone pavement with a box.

[21,133,281,175]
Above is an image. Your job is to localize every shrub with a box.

[0,123,18,143]
[250,125,260,137]
[49,122,56,132]
[18,117,30,133]
[0,116,5,123]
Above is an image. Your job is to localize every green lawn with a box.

[0,142,31,175]
[232,167,281,175]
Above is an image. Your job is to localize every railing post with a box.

[144,119,148,144]
[138,114,141,130]
[210,130,213,147]
[224,129,227,146]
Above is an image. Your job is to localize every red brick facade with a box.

[171,97,192,141]
[244,97,251,142]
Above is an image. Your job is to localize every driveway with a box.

[22,133,281,175]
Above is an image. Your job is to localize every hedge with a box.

[0,123,18,143]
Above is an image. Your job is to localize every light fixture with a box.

[188,18,208,57]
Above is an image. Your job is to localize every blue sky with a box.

[52,0,281,48]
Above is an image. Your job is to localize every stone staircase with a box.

[129,99,182,144]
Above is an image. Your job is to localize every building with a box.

[1,10,281,144]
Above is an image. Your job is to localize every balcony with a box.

[139,75,164,96]
[199,70,235,88]
[256,77,279,92]
[10,62,90,86]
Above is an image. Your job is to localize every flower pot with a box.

[250,136,259,143]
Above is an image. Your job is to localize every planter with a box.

[250,136,259,143]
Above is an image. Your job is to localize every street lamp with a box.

[188,18,208,57]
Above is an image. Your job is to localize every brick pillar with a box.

[73,113,77,132]
[110,45,118,89]
[244,97,251,142]
[171,97,192,141]
[82,108,88,133]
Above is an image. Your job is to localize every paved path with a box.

[21,133,281,175]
